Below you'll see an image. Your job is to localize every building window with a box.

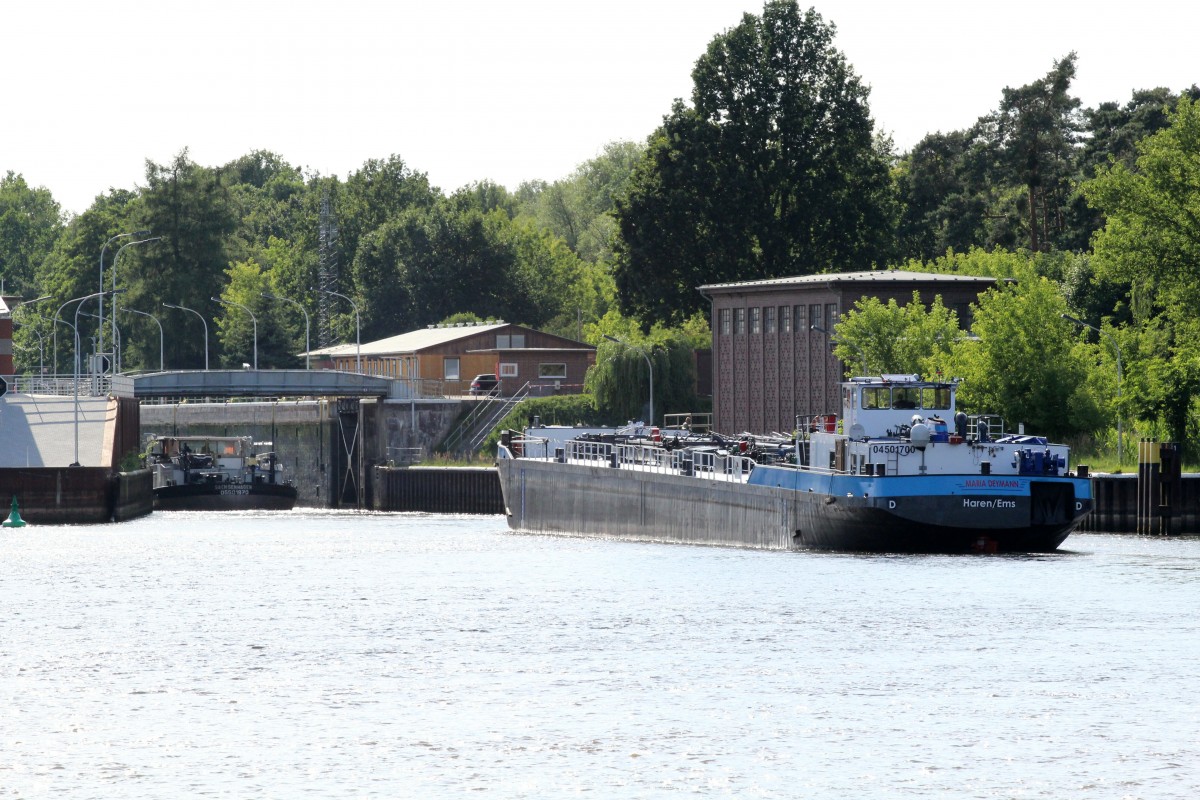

[444,357,460,380]
[780,306,791,333]
[764,306,775,334]
[809,304,821,333]
[825,303,838,331]
[499,362,518,377]
[750,307,761,334]
[795,305,806,333]
[719,308,731,336]
[538,363,566,379]
[735,308,746,334]
[955,303,973,329]
[496,334,526,348]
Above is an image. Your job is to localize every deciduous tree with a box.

[613,1,895,326]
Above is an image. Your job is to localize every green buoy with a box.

[3,495,27,528]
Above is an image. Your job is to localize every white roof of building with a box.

[700,269,999,293]
[308,322,510,358]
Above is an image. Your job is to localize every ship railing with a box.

[513,434,553,460]
[557,438,756,480]
[662,412,712,434]
[683,448,755,480]
[969,414,1007,440]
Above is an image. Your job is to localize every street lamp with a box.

[1063,313,1123,464]
[121,308,164,372]
[98,230,150,363]
[73,289,122,467]
[603,334,654,425]
[313,288,360,373]
[212,297,257,370]
[53,295,93,377]
[262,292,310,369]
[109,235,160,372]
[163,302,209,370]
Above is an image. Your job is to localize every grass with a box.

[414,451,494,468]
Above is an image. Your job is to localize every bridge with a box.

[125,370,410,399]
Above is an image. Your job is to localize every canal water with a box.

[2,513,1198,798]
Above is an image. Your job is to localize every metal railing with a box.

[662,412,712,433]
[554,438,755,482]
[1,374,118,397]
[442,381,532,453]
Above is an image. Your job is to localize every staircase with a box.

[442,382,531,455]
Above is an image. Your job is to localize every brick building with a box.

[699,270,999,435]
[308,321,595,396]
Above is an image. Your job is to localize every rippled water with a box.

[2,513,1198,798]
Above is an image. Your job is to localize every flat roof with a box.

[699,269,1000,293]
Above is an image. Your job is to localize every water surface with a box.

[2,513,1198,798]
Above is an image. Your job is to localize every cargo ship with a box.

[496,374,1093,553]
[148,435,298,511]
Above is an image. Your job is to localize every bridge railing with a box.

[1,374,118,397]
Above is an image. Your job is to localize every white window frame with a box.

[499,362,518,377]
[444,357,460,380]
[538,363,567,379]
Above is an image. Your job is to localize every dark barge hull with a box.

[496,456,1089,554]
[154,482,298,512]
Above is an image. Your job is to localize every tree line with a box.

[2,0,1197,458]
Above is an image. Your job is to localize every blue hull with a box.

[751,465,1092,553]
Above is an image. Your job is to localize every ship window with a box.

[921,386,952,410]
[863,388,890,409]
[764,306,775,333]
[892,387,920,409]
[750,307,761,334]
[719,308,731,335]
[780,306,791,333]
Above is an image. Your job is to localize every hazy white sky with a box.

[5,0,1196,216]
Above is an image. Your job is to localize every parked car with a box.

[469,374,499,395]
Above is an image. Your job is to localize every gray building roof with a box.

[699,270,1000,293]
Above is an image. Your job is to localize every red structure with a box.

[0,295,14,375]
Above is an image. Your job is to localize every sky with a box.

[5,0,1197,216]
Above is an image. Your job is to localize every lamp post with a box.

[212,297,257,370]
[98,230,150,363]
[109,235,160,373]
[121,308,164,372]
[73,290,122,467]
[15,295,51,311]
[313,288,360,373]
[163,302,208,370]
[1063,313,1123,464]
[603,334,654,424]
[262,292,310,369]
[52,295,93,377]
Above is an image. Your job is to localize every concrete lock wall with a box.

[141,399,464,508]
